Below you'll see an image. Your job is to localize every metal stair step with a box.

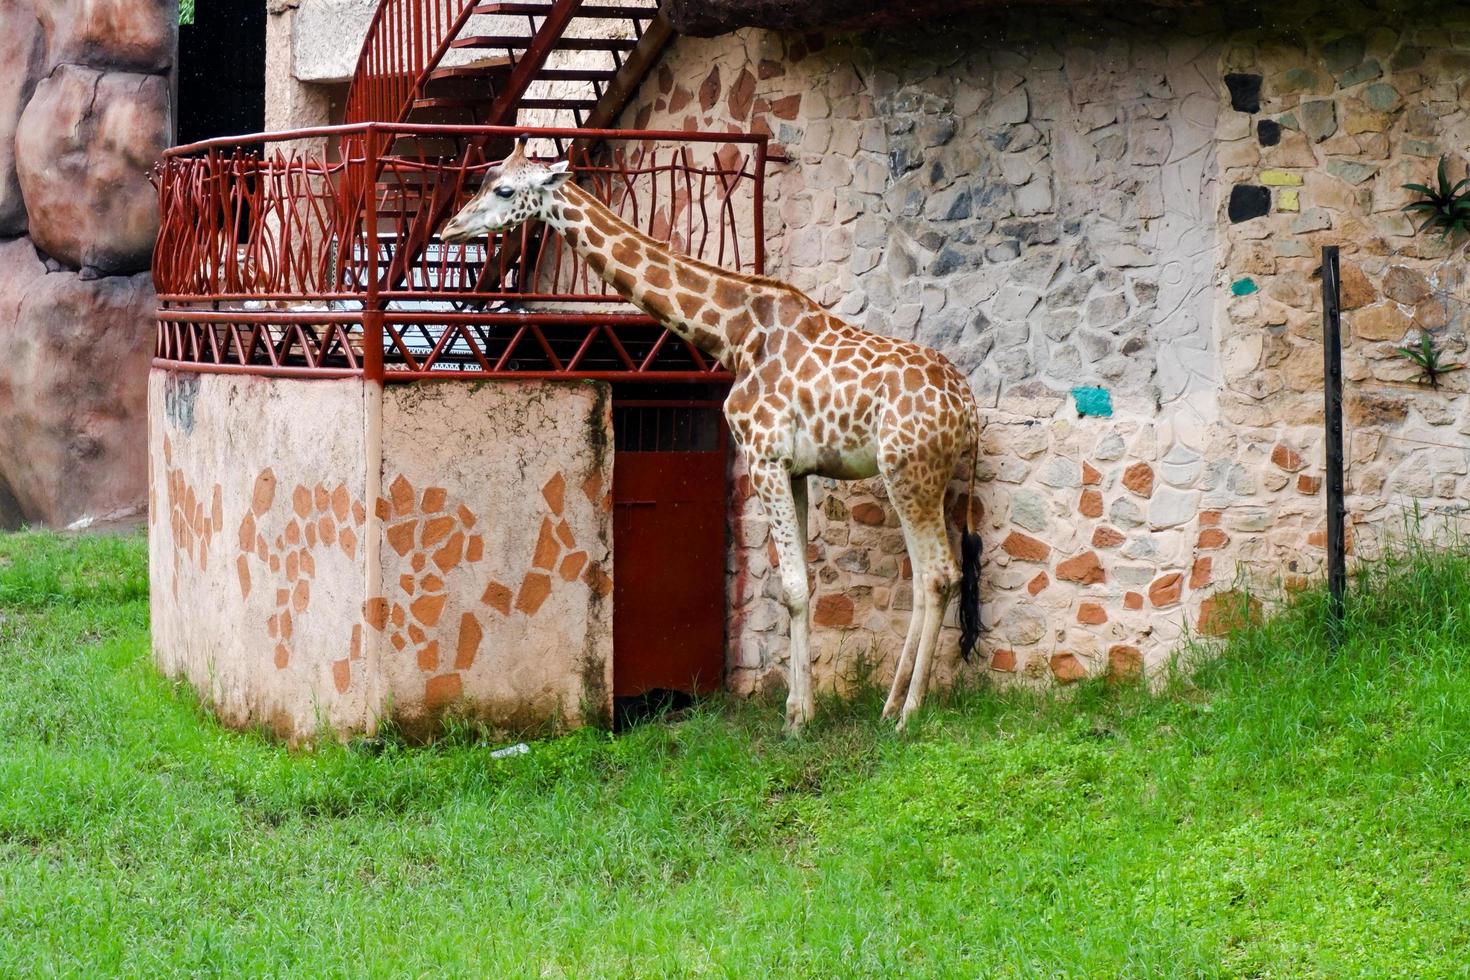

[450,34,639,51]
[515,98,600,110]
[471,2,658,17]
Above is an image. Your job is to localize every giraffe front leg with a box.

[746,458,814,734]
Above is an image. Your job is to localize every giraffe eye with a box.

[494,186,515,199]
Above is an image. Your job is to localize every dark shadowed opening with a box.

[177,0,266,146]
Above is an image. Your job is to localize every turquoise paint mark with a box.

[1231,277,1258,296]
[1071,386,1113,418]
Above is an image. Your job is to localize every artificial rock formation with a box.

[15,65,169,277]
[0,0,169,528]
[0,237,153,527]
[33,0,175,73]
[0,0,45,235]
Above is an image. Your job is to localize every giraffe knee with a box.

[780,570,809,616]
[924,563,959,599]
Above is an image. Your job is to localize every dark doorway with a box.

[176,0,266,145]
[611,385,729,710]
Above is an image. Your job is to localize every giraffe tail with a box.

[958,399,983,662]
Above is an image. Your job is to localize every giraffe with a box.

[441,139,983,732]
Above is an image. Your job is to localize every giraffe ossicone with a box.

[442,140,984,732]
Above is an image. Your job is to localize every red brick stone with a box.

[422,515,455,548]
[388,474,415,516]
[1197,528,1228,550]
[1308,529,1327,548]
[1076,602,1107,625]
[1124,591,1143,610]
[559,551,588,582]
[432,531,465,573]
[332,658,351,693]
[417,640,440,672]
[454,613,481,669]
[1027,571,1049,596]
[1082,461,1101,485]
[850,502,886,526]
[410,592,447,627]
[1148,572,1183,607]
[292,485,312,519]
[1199,510,1221,527]
[1271,443,1305,471]
[1092,525,1125,548]
[531,518,560,570]
[1122,462,1154,497]
[251,468,276,515]
[1197,590,1263,636]
[481,581,512,615]
[1002,530,1050,562]
[1297,474,1322,494]
[555,520,576,549]
[769,94,802,119]
[1078,489,1103,518]
[726,67,755,119]
[990,648,1017,672]
[541,472,565,515]
[424,672,462,710]
[1056,551,1105,584]
[1107,645,1143,682]
[698,65,720,111]
[813,593,854,627]
[515,573,553,615]
[1050,653,1087,684]
[1189,556,1212,590]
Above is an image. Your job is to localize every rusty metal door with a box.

[612,399,728,699]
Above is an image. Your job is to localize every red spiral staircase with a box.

[152,0,768,382]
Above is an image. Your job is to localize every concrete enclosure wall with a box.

[149,370,613,742]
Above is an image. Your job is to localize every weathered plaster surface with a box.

[150,370,613,742]
[149,370,371,737]
[376,381,613,736]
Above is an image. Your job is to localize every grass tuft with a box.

[2,529,1470,974]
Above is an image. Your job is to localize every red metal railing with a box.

[344,0,477,125]
[153,123,768,383]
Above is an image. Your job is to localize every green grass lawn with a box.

[1,531,1469,977]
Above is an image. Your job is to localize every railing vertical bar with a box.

[363,127,384,383]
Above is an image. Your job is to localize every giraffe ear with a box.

[538,160,572,190]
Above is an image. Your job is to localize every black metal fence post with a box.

[1321,245,1347,630]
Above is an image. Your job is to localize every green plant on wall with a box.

[179,0,193,25]
[1393,332,1463,390]
[1402,156,1470,239]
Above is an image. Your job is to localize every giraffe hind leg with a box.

[881,527,927,721]
[899,513,959,731]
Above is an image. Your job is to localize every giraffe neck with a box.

[544,182,762,372]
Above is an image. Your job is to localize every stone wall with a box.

[149,371,614,743]
[0,0,171,528]
[618,4,1470,694]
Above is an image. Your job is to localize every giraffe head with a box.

[440,138,572,243]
